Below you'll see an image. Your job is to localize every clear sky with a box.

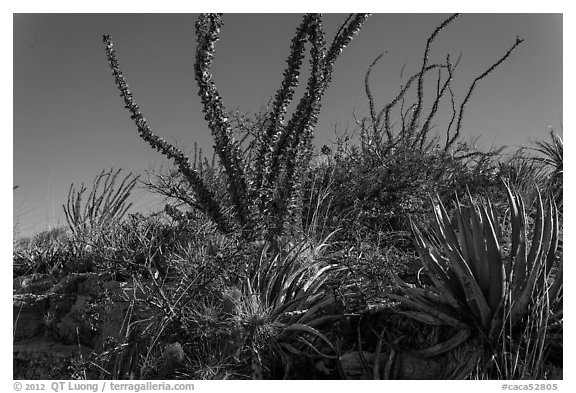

[12,12,562,239]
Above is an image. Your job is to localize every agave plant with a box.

[532,129,563,211]
[386,183,562,357]
[222,233,351,377]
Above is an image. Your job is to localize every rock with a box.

[13,294,49,341]
[163,342,184,369]
[47,273,98,295]
[14,273,55,294]
[13,337,92,379]
[13,272,162,379]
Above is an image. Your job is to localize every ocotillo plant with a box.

[104,14,369,240]
[360,13,523,156]
[63,168,139,238]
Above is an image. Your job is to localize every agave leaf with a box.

[289,265,321,297]
[397,310,468,329]
[449,347,483,379]
[261,254,284,302]
[412,218,490,323]
[383,288,443,310]
[547,256,563,308]
[387,265,457,310]
[411,329,473,357]
[428,198,445,241]
[283,323,336,352]
[412,221,461,296]
[553,297,563,317]
[265,269,284,306]
[293,336,338,359]
[544,198,559,276]
[313,229,339,255]
[398,310,447,326]
[526,189,544,270]
[372,327,385,380]
[305,314,342,329]
[510,252,545,326]
[441,243,491,328]
[540,198,555,258]
[261,265,302,310]
[275,263,308,304]
[455,202,475,269]
[280,342,307,356]
[259,247,276,280]
[509,187,528,290]
[511,222,528,299]
[304,266,345,295]
[284,293,326,324]
[531,197,555,298]
[433,196,460,248]
[302,264,337,293]
[402,285,453,307]
[273,292,317,319]
[414,245,450,283]
[430,248,462,293]
[403,282,465,313]
[412,257,463,310]
[479,204,505,312]
[505,183,522,271]
[486,197,502,239]
[384,293,468,328]
[467,204,491,293]
[297,294,336,324]
[284,270,311,301]
[487,296,507,343]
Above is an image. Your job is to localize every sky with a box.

[12,12,562,239]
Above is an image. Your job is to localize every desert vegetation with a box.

[13,13,562,380]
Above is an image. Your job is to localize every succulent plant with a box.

[386,183,561,355]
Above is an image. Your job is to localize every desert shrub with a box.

[84,210,226,282]
[302,142,502,248]
[115,234,353,379]
[13,226,73,277]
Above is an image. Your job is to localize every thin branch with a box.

[416,54,461,150]
[364,53,386,145]
[194,14,249,228]
[408,13,460,133]
[446,36,524,150]
[381,64,447,144]
[103,34,232,234]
